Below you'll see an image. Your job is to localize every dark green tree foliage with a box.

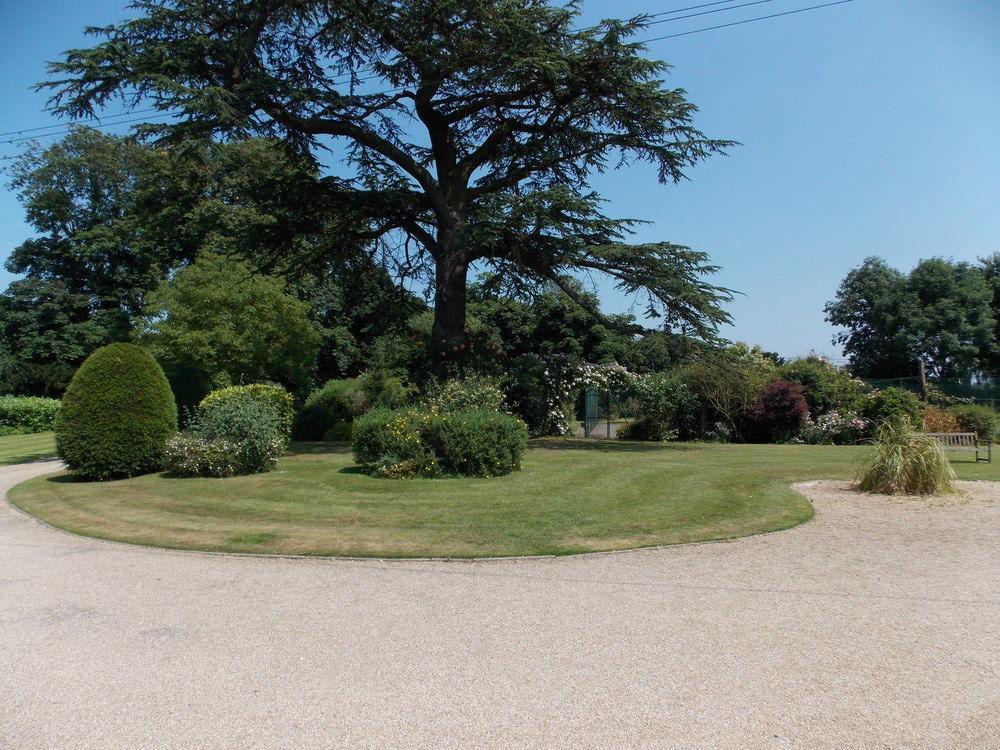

[824,258,914,378]
[56,343,177,479]
[905,258,993,378]
[977,253,1000,377]
[0,278,118,395]
[44,0,734,364]
[826,256,996,378]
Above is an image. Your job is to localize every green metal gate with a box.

[583,387,600,437]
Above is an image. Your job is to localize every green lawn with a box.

[0,432,56,466]
[8,438,1000,558]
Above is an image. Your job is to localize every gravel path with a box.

[2,462,998,749]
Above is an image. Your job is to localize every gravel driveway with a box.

[1,461,998,749]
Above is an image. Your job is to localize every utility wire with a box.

[0,0,857,150]
[643,0,856,42]
[0,1,754,140]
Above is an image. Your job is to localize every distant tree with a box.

[905,258,993,378]
[3,128,415,392]
[978,252,1000,376]
[6,127,165,334]
[826,256,995,378]
[44,0,734,368]
[824,257,917,378]
[139,254,323,393]
[0,278,117,396]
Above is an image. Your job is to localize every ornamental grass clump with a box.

[857,420,955,495]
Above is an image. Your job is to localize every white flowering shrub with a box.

[424,375,506,413]
[164,389,287,477]
[796,410,871,445]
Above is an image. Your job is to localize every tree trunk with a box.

[431,253,468,370]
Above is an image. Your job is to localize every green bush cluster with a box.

[779,356,867,416]
[293,371,411,440]
[0,395,61,435]
[859,387,923,427]
[617,373,697,442]
[165,384,291,477]
[199,383,294,437]
[948,403,1000,442]
[56,344,177,480]
[353,408,528,478]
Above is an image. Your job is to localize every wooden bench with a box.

[926,432,992,463]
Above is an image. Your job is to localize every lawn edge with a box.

[5,461,818,563]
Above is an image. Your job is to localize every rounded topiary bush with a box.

[353,408,528,478]
[56,343,178,480]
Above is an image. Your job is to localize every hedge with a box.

[55,344,177,480]
[353,408,528,478]
[0,396,61,434]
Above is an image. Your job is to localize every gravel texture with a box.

[1,461,998,749]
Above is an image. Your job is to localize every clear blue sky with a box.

[1,0,998,360]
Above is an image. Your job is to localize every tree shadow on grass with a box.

[288,441,353,456]
[530,438,698,453]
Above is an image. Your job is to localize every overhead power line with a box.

[643,0,856,42]
[0,0,857,150]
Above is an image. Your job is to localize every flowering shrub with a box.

[779,355,868,417]
[353,408,528,478]
[165,388,287,477]
[859,387,923,428]
[796,410,871,445]
[741,379,809,443]
[424,375,506,413]
[163,433,245,478]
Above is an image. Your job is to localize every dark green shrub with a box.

[56,344,177,480]
[0,396,61,434]
[199,383,294,439]
[860,387,923,427]
[949,403,1000,442]
[293,371,411,440]
[618,416,672,441]
[160,361,214,425]
[353,408,528,478]
[323,422,353,441]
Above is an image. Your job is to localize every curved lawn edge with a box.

[5,441,827,559]
[5,467,818,562]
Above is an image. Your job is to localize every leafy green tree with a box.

[978,252,1000,376]
[825,257,919,378]
[139,253,323,393]
[6,127,169,326]
[0,278,118,395]
[44,0,734,366]
[905,258,993,378]
[826,256,995,378]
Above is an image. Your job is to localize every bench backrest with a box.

[926,432,978,447]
